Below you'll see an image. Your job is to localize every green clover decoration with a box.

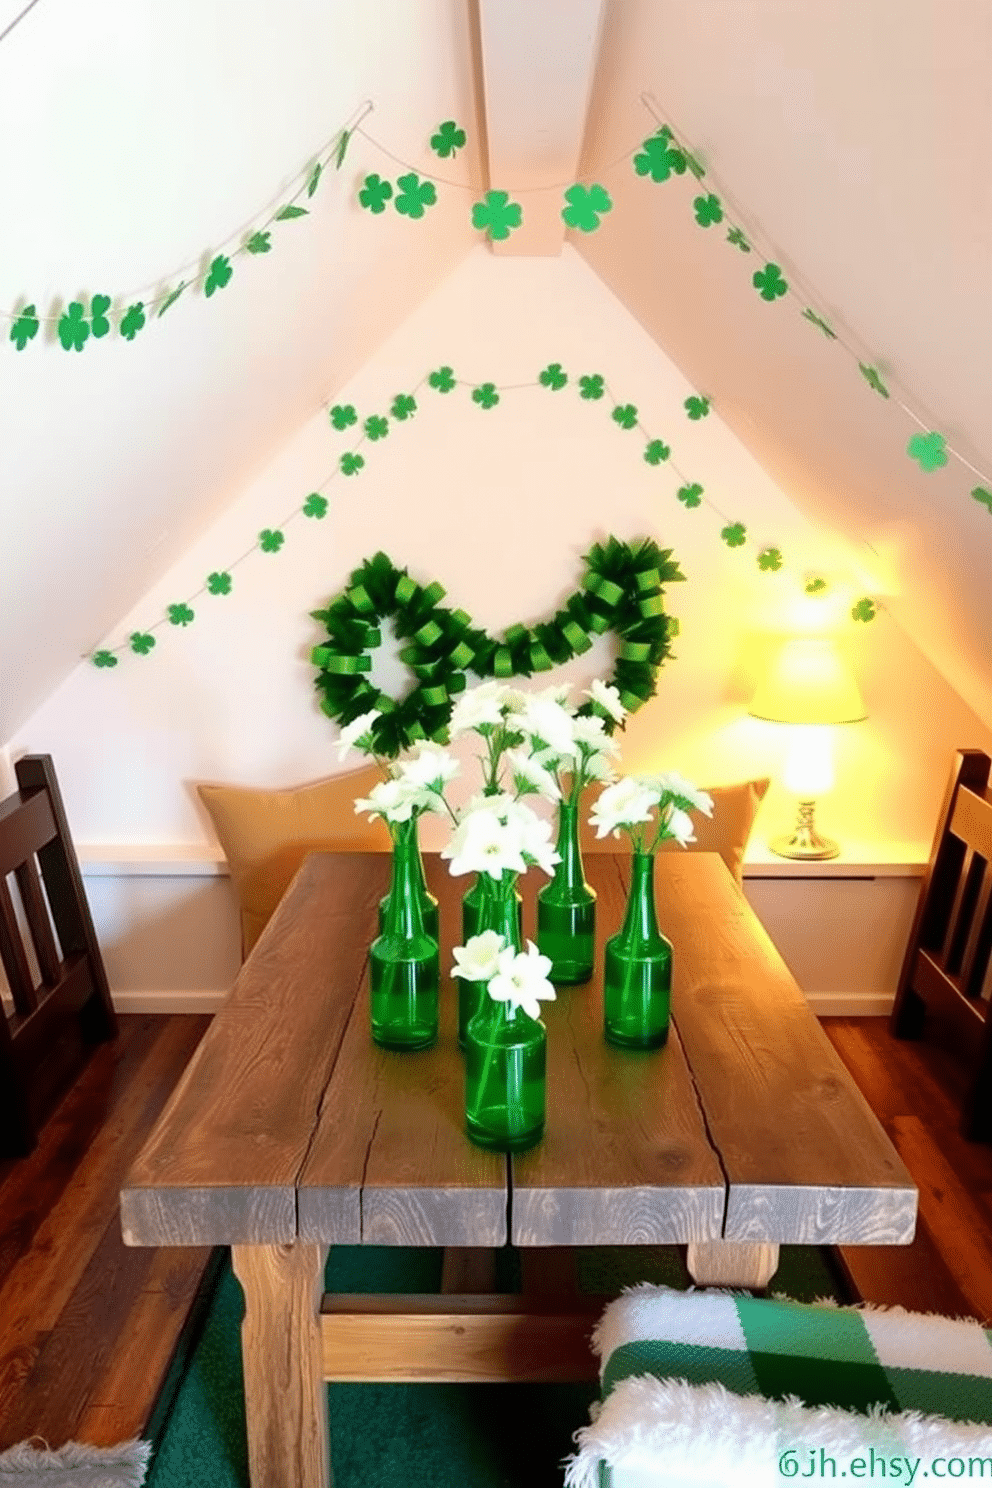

[562,184,612,232]
[364,415,389,441]
[726,227,751,253]
[307,162,323,198]
[612,404,638,430]
[58,302,90,352]
[329,404,358,431]
[259,529,284,553]
[245,231,272,255]
[677,483,704,508]
[752,263,788,302]
[803,308,836,340]
[130,632,156,654]
[207,571,232,595]
[168,603,195,626]
[430,120,466,158]
[721,523,747,547]
[395,173,437,220]
[429,366,456,393]
[359,174,393,214]
[852,598,877,623]
[472,191,522,241]
[907,431,948,472]
[684,396,710,420]
[633,130,687,184]
[805,578,828,594]
[539,363,568,391]
[340,452,365,476]
[391,394,417,421]
[93,650,118,668]
[472,383,500,410]
[157,282,188,318]
[693,194,723,227]
[303,494,329,519]
[757,547,783,572]
[204,255,233,298]
[275,205,308,221]
[644,440,670,466]
[972,487,992,514]
[579,373,605,400]
[859,364,889,398]
[119,303,146,341]
[91,295,112,338]
[10,305,40,350]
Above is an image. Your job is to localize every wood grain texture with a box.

[122,855,378,1246]
[298,861,507,1247]
[511,855,726,1247]
[686,1241,780,1289]
[651,854,917,1244]
[233,1243,331,1488]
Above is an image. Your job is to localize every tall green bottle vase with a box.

[370,817,440,1051]
[464,994,546,1152]
[457,871,522,1050]
[377,814,438,941]
[603,851,672,1050]
[537,795,596,984]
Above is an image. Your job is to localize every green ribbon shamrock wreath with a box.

[310,536,684,758]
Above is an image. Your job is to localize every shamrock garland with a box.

[88,360,880,672]
[311,539,683,757]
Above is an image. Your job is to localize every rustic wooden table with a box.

[121,851,917,1488]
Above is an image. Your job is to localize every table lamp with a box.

[748,636,867,860]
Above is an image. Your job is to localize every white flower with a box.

[487,941,557,1020]
[398,745,460,792]
[354,776,426,824]
[662,804,697,847]
[654,770,714,818]
[584,679,627,725]
[336,708,382,762]
[583,749,619,786]
[448,681,510,737]
[440,803,528,879]
[515,807,560,877]
[451,931,506,983]
[507,694,577,757]
[571,713,610,748]
[588,777,662,838]
[505,747,561,803]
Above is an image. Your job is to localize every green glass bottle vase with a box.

[376,814,438,942]
[537,795,596,984]
[464,995,546,1152]
[370,817,440,1051]
[458,872,523,1050]
[603,851,671,1050]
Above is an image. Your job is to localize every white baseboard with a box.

[804,990,895,1017]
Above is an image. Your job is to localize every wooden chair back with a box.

[0,754,117,1155]
[890,748,992,1140]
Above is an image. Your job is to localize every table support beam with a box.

[686,1240,780,1289]
[232,1242,331,1488]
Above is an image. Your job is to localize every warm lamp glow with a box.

[782,725,834,797]
[749,638,866,726]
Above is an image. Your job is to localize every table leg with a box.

[232,1242,331,1488]
[686,1241,780,1290]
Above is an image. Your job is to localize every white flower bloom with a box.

[505,748,561,802]
[398,745,460,791]
[451,930,506,983]
[662,804,697,847]
[336,708,382,762]
[588,776,662,838]
[583,749,619,786]
[448,681,510,737]
[571,713,609,748]
[487,941,557,1020]
[655,770,714,818]
[441,805,528,879]
[584,679,627,725]
[516,808,561,877]
[354,776,426,824]
[507,695,577,757]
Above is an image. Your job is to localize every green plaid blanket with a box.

[564,1285,992,1488]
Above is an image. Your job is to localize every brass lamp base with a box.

[770,799,840,861]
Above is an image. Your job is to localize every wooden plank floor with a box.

[1,1012,991,1451]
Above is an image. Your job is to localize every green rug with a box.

[145,1244,847,1488]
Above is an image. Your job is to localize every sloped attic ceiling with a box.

[2,0,990,743]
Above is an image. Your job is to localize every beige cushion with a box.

[198,764,389,957]
[580,778,770,885]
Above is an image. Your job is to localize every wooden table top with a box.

[120,851,917,1252]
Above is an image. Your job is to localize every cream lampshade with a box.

[749,637,867,860]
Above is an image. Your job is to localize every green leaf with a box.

[307,161,323,198]
[805,577,828,594]
[644,439,670,465]
[757,547,783,572]
[168,603,195,626]
[90,294,112,338]
[157,281,188,317]
[204,254,233,298]
[358,174,393,213]
[677,482,704,508]
[92,649,118,668]
[428,366,456,393]
[207,571,232,596]
[58,302,90,352]
[430,120,466,158]
[130,632,156,655]
[971,486,992,513]
[561,183,612,232]
[303,493,329,518]
[612,403,638,430]
[119,302,146,341]
[245,230,272,254]
[394,172,437,220]
[329,404,358,430]
[907,431,948,471]
[726,226,751,253]
[539,363,568,391]
[859,362,890,398]
[852,598,877,623]
[390,393,417,421]
[10,304,40,350]
[803,308,837,339]
[340,452,365,475]
[275,204,308,220]
[334,129,351,169]
[684,152,706,180]
[721,522,747,547]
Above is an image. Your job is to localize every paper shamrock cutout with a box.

[612,403,638,430]
[726,226,751,253]
[721,522,747,547]
[157,282,188,317]
[757,547,783,572]
[859,363,889,398]
[803,308,836,340]
[307,162,323,197]
[303,493,328,519]
[684,395,710,420]
[207,571,233,595]
[391,394,417,420]
[204,255,233,298]
[93,650,118,668]
[431,120,466,158]
[852,598,876,623]
[245,231,272,254]
[472,191,522,241]
[10,304,39,350]
[805,577,828,594]
[340,453,365,475]
[429,366,456,393]
[90,295,112,338]
[58,302,90,352]
[644,440,670,465]
[259,529,285,553]
[752,263,788,302]
[329,404,358,430]
[395,173,437,219]
[168,603,195,626]
[539,363,568,391]
[333,129,351,169]
[120,303,146,341]
[633,130,686,184]
[364,415,389,441]
[275,204,308,221]
[907,431,948,472]
[693,193,723,227]
[472,382,500,410]
[359,174,393,213]
[972,486,992,513]
[579,373,605,400]
[562,184,612,232]
[677,483,703,508]
[130,632,156,655]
